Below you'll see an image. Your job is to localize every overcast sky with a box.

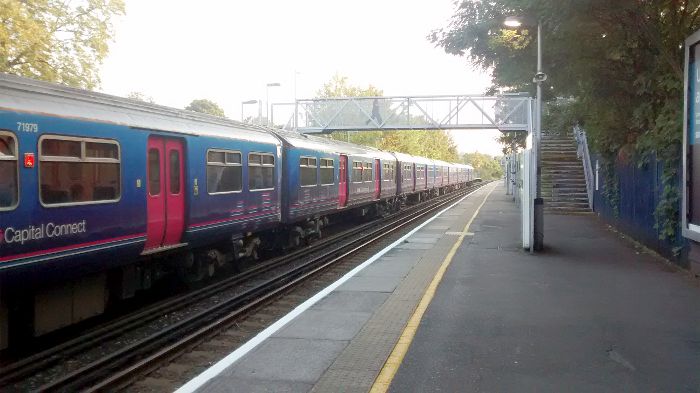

[99,0,504,156]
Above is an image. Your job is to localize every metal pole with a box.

[266,86,270,127]
[533,22,544,251]
[241,102,244,123]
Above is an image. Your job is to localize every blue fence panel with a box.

[590,153,687,263]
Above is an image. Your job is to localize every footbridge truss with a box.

[270,94,533,133]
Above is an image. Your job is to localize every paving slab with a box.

[312,291,389,313]
[222,338,348,382]
[275,310,372,340]
[336,275,401,293]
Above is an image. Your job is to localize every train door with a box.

[339,155,348,207]
[145,136,185,251]
[374,159,381,199]
[412,163,416,192]
[424,165,428,189]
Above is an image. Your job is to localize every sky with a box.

[99,0,503,156]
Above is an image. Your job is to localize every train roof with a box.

[392,151,432,165]
[0,73,280,145]
[271,129,396,160]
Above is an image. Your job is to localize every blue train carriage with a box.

[392,151,416,197]
[391,152,429,203]
[433,159,449,194]
[0,74,282,344]
[186,122,282,269]
[271,132,398,244]
[365,147,399,214]
[271,130,340,246]
[464,164,475,183]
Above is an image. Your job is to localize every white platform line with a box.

[175,187,483,393]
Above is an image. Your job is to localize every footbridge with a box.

[270,94,531,133]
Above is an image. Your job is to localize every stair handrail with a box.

[573,125,594,210]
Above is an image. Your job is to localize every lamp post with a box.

[241,99,258,124]
[504,15,546,251]
[266,82,281,127]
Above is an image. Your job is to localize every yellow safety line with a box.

[370,183,497,393]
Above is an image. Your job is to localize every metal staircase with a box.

[540,131,592,214]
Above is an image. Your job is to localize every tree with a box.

[463,152,504,180]
[319,74,385,146]
[380,130,459,162]
[185,99,226,117]
[126,92,155,104]
[0,0,125,89]
[430,0,700,239]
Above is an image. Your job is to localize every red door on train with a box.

[145,136,185,251]
[338,155,348,207]
[374,159,381,199]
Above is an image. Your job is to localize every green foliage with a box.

[126,92,155,104]
[317,73,382,98]
[462,152,503,180]
[0,0,125,89]
[497,132,527,155]
[432,0,700,241]
[185,99,226,118]
[319,75,460,162]
[380,130,460,162]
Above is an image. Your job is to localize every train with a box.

[0,74,476,349]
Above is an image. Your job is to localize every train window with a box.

[42,139,81,158]
[39,136,121,206]
[320,158,334,185]
[300,156,318,187]
[352,162,363,183]
[148,149,160,196]
[231,152,243,163]
[86,142,118,159]
[207,149,242,194]
[404,164,412,179]
[170,150,181,194]
[249,152,275,190]
[362,162,372,182]
[0,133,18,210]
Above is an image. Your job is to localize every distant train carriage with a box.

[393,152,416,195]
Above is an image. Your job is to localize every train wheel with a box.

[206,260,216,278]
[288,229,302,249]
[177,252,205,284]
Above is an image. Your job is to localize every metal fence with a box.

[589,151,687,261]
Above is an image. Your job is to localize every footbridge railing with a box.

[270,94,532,133]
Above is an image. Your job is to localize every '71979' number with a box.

[17,122,38,133]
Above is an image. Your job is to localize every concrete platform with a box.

[179,182,700,393]
[176,183,499,393]
[389,187,700,392]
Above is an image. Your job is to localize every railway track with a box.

[0,182,488,392]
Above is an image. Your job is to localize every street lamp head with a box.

[242,99,258,104]
[266,82,281,87]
